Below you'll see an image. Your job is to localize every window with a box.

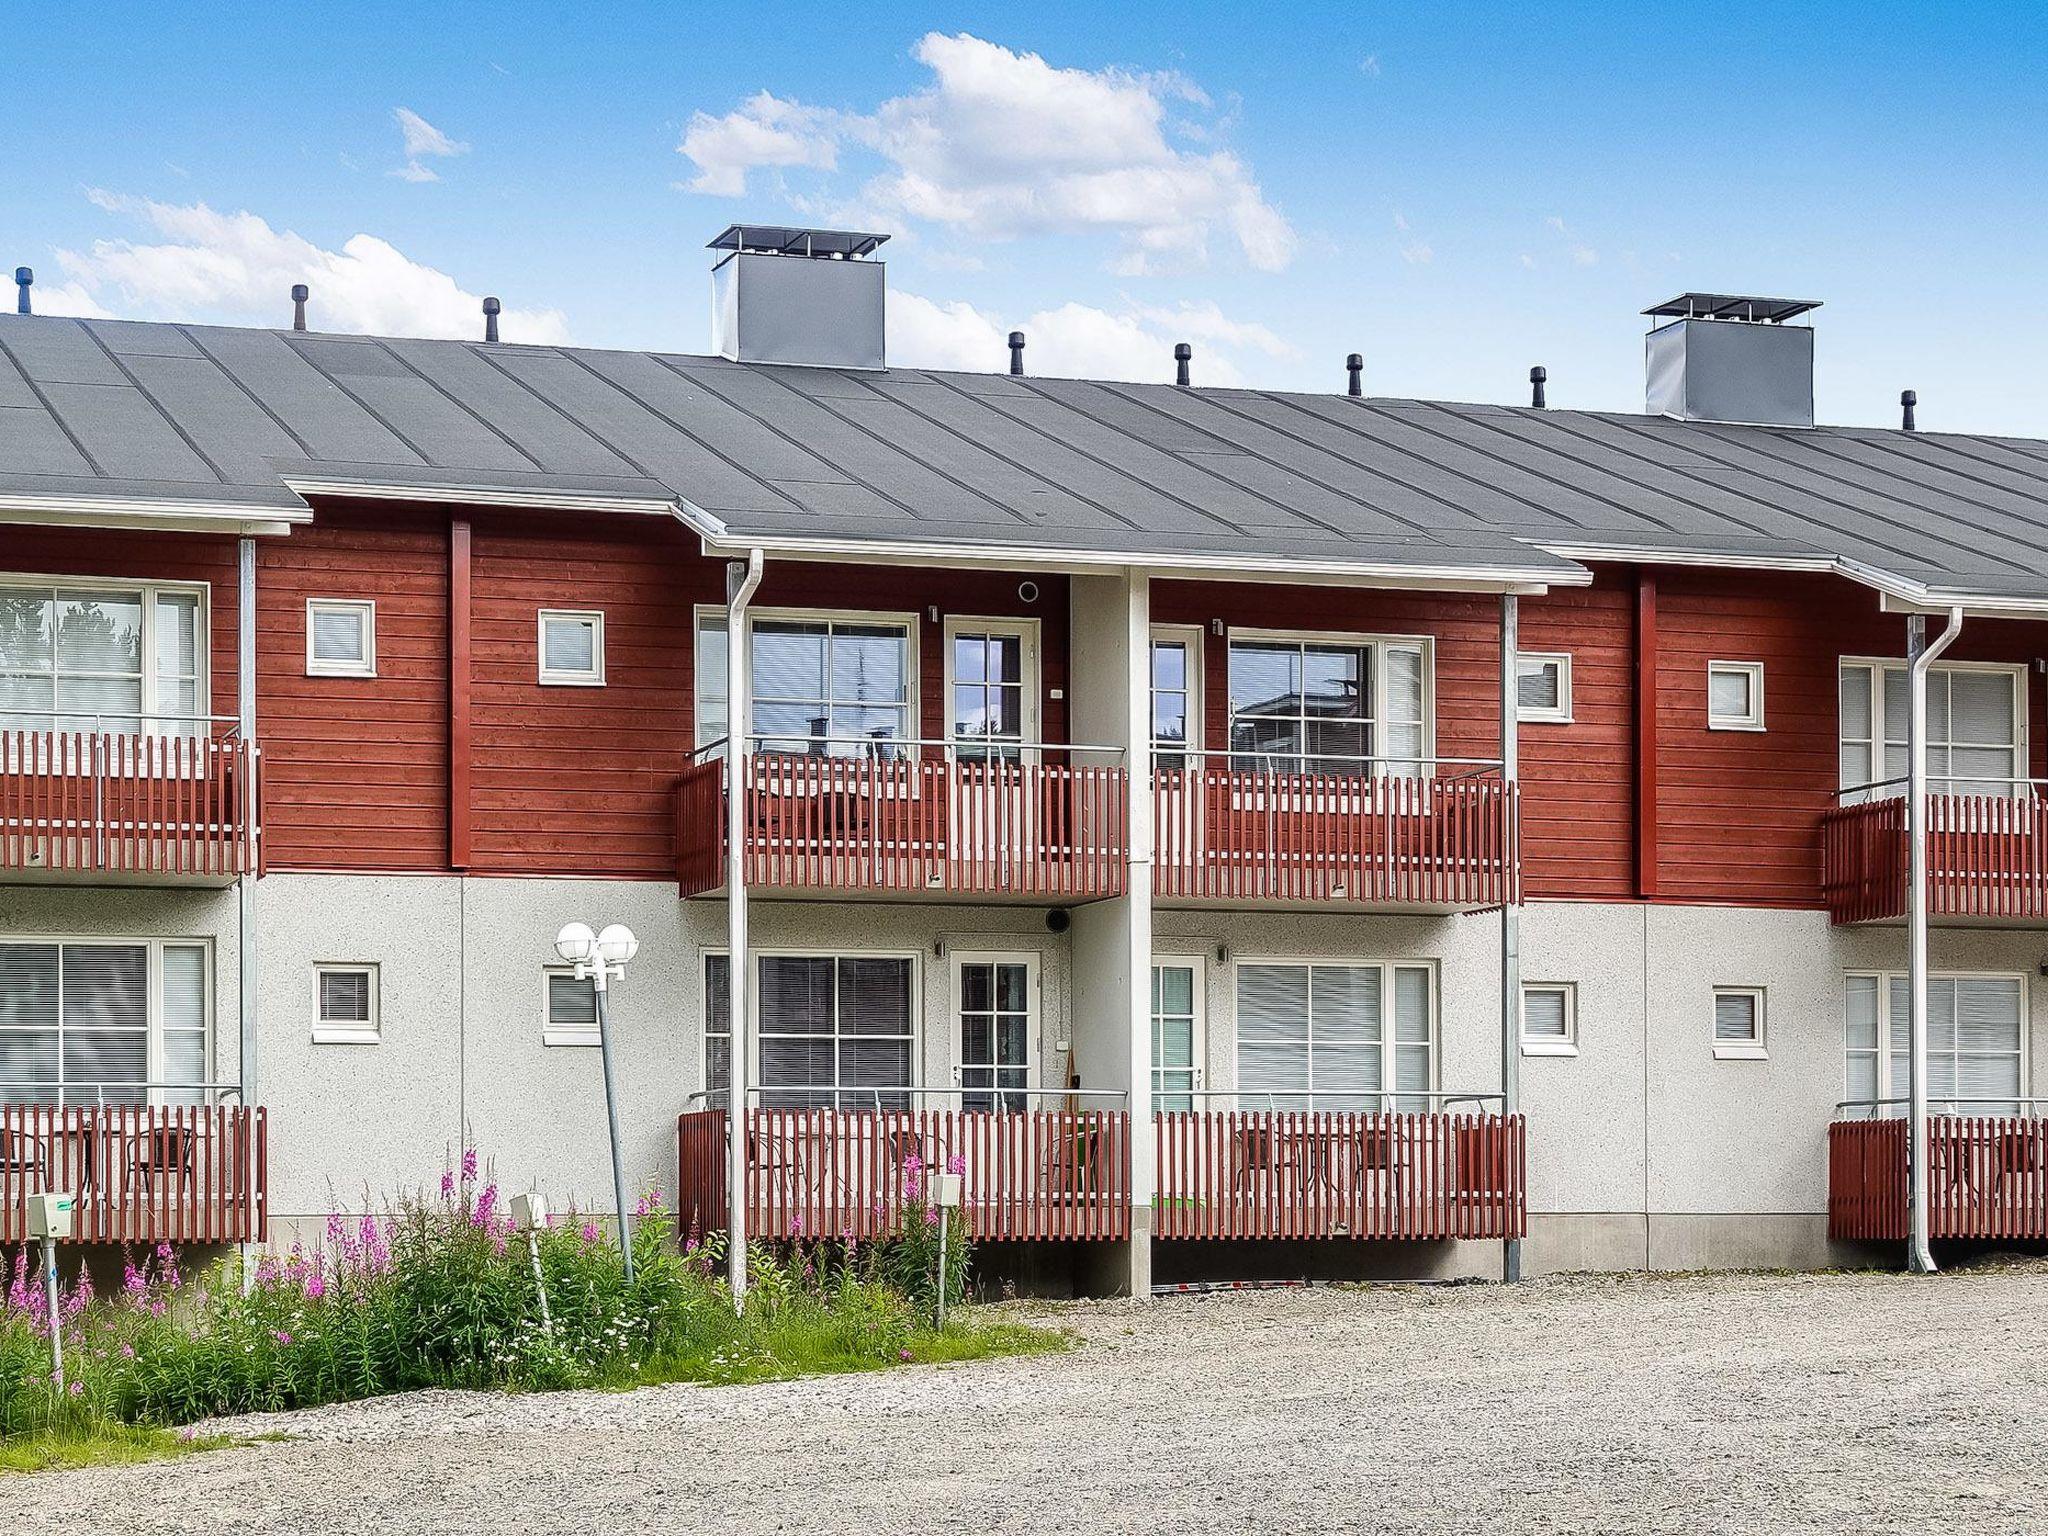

[1711,987,1766,1060]
[956,955,1033,1112]
[1150,626,1204,769]
[1151,959,1205,1112]
[313,964,379,1045]
[1228,634,1429,778]
[1845,972,2024,1116]
[0,939,211,1104]
[946,620,1037,762]
[542,968,599,1047]
[1235,961,1435,1110]
[1515,653,1572,723]
[1707,661,1765,731]
[0,580,206,734]
[306,599,376,678]
[1839,660,2024,799]
[1520,983,1578,1056]
[703,952,916,1108]
[538,610,605,686]
[696,612,914,759]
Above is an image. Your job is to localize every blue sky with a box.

[8,2,2048,433]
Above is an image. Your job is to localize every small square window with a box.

[538,610,605,686]
[1707,661,1765,731]
[543,968,600,1047]
[1520,983,1578,1056]
[1516,653,1572,723]
[313,964,380,1044]
[307,599,376,678]
[1712,987,1767,1060]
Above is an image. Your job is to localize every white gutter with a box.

[723,548,764,1311]
[0,496,303,536]
[281,477,678,518]
[1906,606,1964,1276]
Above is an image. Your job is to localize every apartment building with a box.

[1,234,2043,1291]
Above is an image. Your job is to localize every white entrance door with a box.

[1151,958,1207,1112]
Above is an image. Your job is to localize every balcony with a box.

[1154,1099,1526,1240]
[0,717,259,886]
[1828,1107,2048,1242]
[0,1097,267,1244]
[1820,788,2048,924]
[674,742,1128,902]
[676,1099,1133,1242]
[1153,759,1518,910]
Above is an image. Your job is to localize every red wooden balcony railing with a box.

[0,1102,267,1244]
[673,747,1127,901]
[677,1102,1131,1242]
[1153,1104,1526,1240]
[1154,763,1518,908]
[1828,1111,2048,1242]
[0,723,259,885]
[1821,792,2048,924]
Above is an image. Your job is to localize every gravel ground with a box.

[6,1261,2047,1534]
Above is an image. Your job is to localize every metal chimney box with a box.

[710,225,889,370]
[1643,294,1820,428]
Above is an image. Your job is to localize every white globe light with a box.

[596,923,640,967]
[554,921,597,965]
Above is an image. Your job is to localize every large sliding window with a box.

[704,953,917,1109]
[1845,972,2025,1116]
[0,939,211,1106]
[1235,961,1435,1110]
[0,580,206,736]
[1839,660,2025,800]
[1227,634,1428,777]
[696,611,914,760]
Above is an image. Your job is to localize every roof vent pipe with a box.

[1900,389,1917,432]
[1529,366,1548,409]
[13,268,29,315]
[1174,342,1192,387]
[1346,353,1363,397]
[1008,330,1025,376]
[291,284,309,332]
[483,296,501,344]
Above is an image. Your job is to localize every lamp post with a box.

[555,921,640,1286]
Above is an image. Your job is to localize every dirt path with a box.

[7,1264,2046,1534]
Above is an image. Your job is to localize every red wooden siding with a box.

[1521,571,1636,900]
[0,1104,266,1244]
[1829,1116,2048,1242]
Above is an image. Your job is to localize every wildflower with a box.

[460,1147,479,1183]
[471,1183,499,1229]
[945,1153,967,1178]
[120,1344,135,1359]
[898,1348,913,1361]
[275,1329,293,1346]
[67,1380,83,1396]
[304,1273,326,1300]
[440,1169,455,1199]
[790,1213,804,1236]
[925,1208,941,1227]
[154,1241,173,1262]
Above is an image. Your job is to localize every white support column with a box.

[236,535,258,1279]
[724,551,764,1308]
[1499,594,1522,1284]
[1123,569,1155,1296]
[1906,607,1963,1275]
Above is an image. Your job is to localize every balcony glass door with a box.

[1151,960,1205,1112]
[957,956,1033,1113]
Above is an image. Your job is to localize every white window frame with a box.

[305,598,377,679]
[1150,624,1206,767]
[1838,656,2030,800]
[1150,953,1209,1109]
[692,605,921,757]
[1232,956,1440,1109]
[1707,660,1766,732]
[1520,982,1579,1057]
[0,573,212,732]
[537,609,606,687]
[541,965,600,1048]
[942,617,1041,762]
[1844,969,2029,1114]
[1224,627,1436,779]
[312,963,381,1045]
[951,950,1039,1111]
[1515,652,1573,724]
[0,935,214,1105]
[1711,986,1767,1061]
[701,947,924,1106]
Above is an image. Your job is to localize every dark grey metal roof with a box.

[708,225,890,259]
[6,312,2048,603]
[1643,294,1823,324]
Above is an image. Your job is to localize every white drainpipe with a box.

[723,550,764,1309]
[1906,606,1963,1275]
[1499,593,1521,1284]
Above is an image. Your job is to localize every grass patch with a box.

[0,1420,237,1475]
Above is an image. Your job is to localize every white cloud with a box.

[54,192,570,343]
[890,290,1290,385]
[1544,215,1597,266]
[1400,242,1434,266]
[20,278,112,319]
[1360,54,1382,77]
[391,107,468,183]
[676,32,1294,274]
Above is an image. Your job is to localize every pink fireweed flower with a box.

[274,1330,293,1346]
[945,1153,967,1178]
[924,1207,941,1227]
[123,1263,147,1296]
[67,1379,82,1396]
[579,1221,600,1244]
[898,1348,913,1361]
[154,1241,173,1261]
[440,1170,455,1200]
[303,1273,326,1300]
[120,1343,135,1359]
[460,1147,479,1184]
[790,1213,804,1235]
[470,1183,498,1229]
